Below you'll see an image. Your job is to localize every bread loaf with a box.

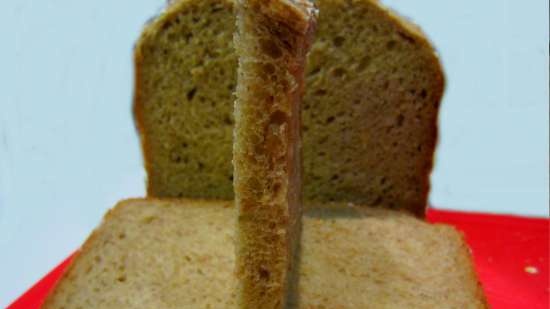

[232,0,316,307]
[133,0,444,217]
[42,199,487,309]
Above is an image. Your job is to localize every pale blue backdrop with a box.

[0,0,548,306]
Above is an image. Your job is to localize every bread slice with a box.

[42,199,487,309]
[133,0,444,216]
[232,0,316,308]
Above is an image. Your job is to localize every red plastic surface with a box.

[7,209,549,309]
[427,210,549,309]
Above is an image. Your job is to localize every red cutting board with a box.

[7,209,549,309]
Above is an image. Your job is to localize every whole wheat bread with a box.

[133,0,444,217]
[42,199,487,309]
[232,0,316,308]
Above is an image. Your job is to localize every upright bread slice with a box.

[134,0,444,216]
[233,0,316,308]
[42,199,487,309]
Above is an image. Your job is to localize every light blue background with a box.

[1,0,548,306]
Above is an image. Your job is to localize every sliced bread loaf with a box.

[42,199,487,309]
[232,0,316,308]
[133,0,444,216]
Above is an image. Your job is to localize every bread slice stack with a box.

[43,0,488,308]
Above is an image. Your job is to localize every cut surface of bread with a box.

[134,0,444,216]
[296,203,488,308]
[232,0,316,308]
[41,199,237,309]
[42,199,487,309]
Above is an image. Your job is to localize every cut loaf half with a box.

[42,199,487,309]
[133,0,445,216]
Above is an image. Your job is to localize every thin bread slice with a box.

[232,0,316,308]
[133,0,444,216]
[42,199,487,309]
